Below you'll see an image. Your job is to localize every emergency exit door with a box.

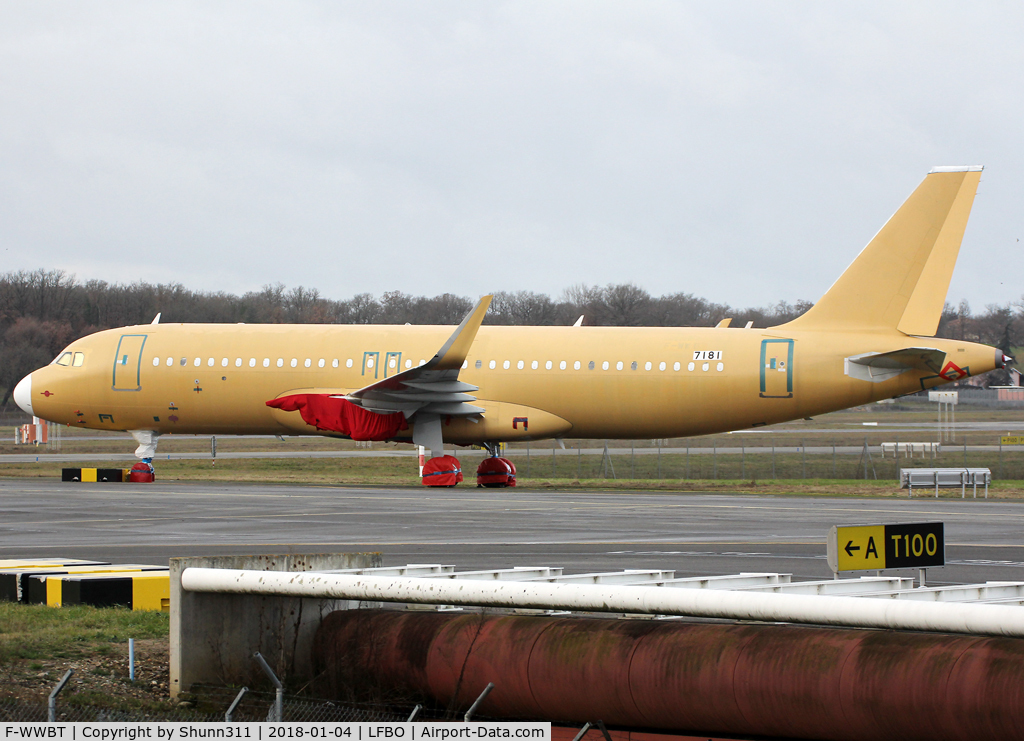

[760,339,793,398]
[112,334,147,391]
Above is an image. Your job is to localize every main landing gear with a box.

[475,442,516,488]
[417,438,516,489]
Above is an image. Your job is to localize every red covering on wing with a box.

[421,455,463,487]
[266,394,408,441]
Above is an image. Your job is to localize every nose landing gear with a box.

[129,459,155,483]
[128,430,159,483]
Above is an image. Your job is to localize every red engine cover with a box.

[476,457,516,488]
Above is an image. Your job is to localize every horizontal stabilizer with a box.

[845,347,946,383]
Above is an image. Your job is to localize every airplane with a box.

[12,166,1009,486]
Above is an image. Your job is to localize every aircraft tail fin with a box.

[781,166,982,335]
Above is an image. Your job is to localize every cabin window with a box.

[55,352,73,366]
[602,361,609,370]
[546,361,553,370]
[333,359,339,368]
[475,360,482,369]
[419,359,426,366]
[574,361,581,370]
[346,359,353,368]
[631,361,638,370]
[531,361,538,370]
[688,362,695,371]
[167,357,174,367]
[235,358,242,367]
[388,357,396,369]
[249,358,256,367]
[304,359,311,368]
[616,361,623,370]
[405,359,412,368]
[517,360,524,370]
[489,360,496,369]
[291,358,298,368]
[674,362,681,371]
[152,357,160,367]
[208,358,215,367]
[560,361,567,370]
[645,362,652,371]
[717,362,725,372]
[263,358,270,368]
[222,358,229,367]
[702,362,710,371]
[659,361,666,371]
[462,360,468,369]
[194,358,201,367]
[318,359,325,368]
[503,360,510,370]
[277,358,284,367]
[180,357,186,366]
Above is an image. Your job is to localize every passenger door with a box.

[760,339,793,398]
[112,334,147,391]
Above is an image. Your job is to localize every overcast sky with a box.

[2,2,1022,311]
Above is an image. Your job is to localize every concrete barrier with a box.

[169,552,381,697]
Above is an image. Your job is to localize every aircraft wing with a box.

[845,347,946,383]
[341,295,492,417]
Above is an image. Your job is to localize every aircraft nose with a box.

[13,373,33,415]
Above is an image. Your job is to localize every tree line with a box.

[0,269,1018,407]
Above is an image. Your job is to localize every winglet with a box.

[151,313,161,325]
[423,295,492,371]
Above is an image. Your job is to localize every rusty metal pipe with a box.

[314,610,1024,741]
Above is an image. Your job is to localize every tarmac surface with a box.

[2,479,1024,586]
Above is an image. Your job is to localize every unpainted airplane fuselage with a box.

[19,322,999,445]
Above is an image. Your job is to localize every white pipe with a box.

[180,568,1024,638]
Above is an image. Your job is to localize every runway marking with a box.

[60,490,1024,521]
[1,540,1020,552]
[7,499,1024,528]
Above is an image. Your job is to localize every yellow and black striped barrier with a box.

[43,572,170,611]
[1,565,166,603]
[61,468,130,482]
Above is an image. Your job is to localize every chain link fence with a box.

[500,432,1024,483]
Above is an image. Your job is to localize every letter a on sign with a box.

[832,525,886,572]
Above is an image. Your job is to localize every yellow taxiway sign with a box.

[827,522,944,574]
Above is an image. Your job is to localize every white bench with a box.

[900,468,991,499]
[882,442,941,458]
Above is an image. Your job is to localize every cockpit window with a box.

[72,352,85,367]
[55,352,72,366]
